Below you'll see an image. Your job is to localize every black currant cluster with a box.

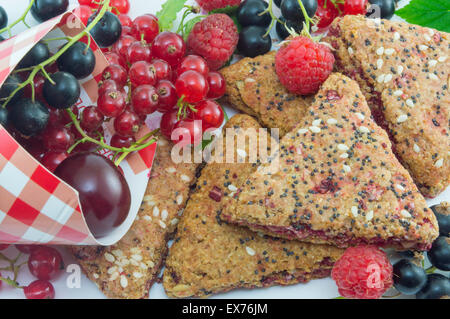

[393,204,450,299]
[276,0,317,39]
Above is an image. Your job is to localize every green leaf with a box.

[396,0,450,32]
[182,16,204,41]
[156,0,188,31]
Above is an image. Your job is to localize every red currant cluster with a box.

[102,13,227,147]
[316,0,369,31]
[0,244,63,299]
[76,0,130,25]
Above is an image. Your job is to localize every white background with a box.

[0,0,447,299]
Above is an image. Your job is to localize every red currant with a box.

[316,0,340,29]
[41,151,68,172]
[98,79,119,96]
[102,64,128,87]
[151,59,172,81]
[16,245,42,254]
[131,85,159,115]
[132,15,159,43]
[112,35,137,60]
[97,90,126,117]
[206,72,226,99]
[77,0,97,7]
[28,246,62,280]
[193,100,224,130]
[160,109,180,140]
[103,52,127,70]
[110,134,135,148]
[152,32,186,66]
[156,80,178,113]
[341,0,368,15]
[121,26,133,37]
[177,55,210,77]
[81,106,104,132]
[127,41,152,64]
[24,280,55,299]
[111,0,130,14]
[175,70,209,104]
[129,61,157,87]
[0,244,9,250]
[118,13,133,27]
[73,5,92,26]
[114,110,141,137]
[42,126,74,151]
[172,119,203,146]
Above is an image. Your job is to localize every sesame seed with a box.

[176,195,183,205]
[351,206,358,217]
[424,34,431,42]
[337,144,349,151]
[419,45,428,51]
[343,164,351,173]
[429,73,439,80]
[438,56,447,62]
[170,218,179,225]
[120,275,128,288]
[93,273,99,279]
[228,184,238,192]
[428,60,438,67]
[297,128,309,134]
[376,47,384,55]
[359,126,370,133]
[384,74,392,83]
[133,272,143,279]
[385,48,395,55]
[246,246,256,256]
[245,78,256,83]
[395,184,405,191]
[107,266,117,274]
[165,167,176,173]
[401,210,412,218]
[406,99,414,107]
[428,29,435,36]
[181,174,191,182]
[355,113,365,120]
[153,206,159,217]
[309,126,321,133]
[131,254,142,261]
[377,74,385,83]
[312,119,322,127]
[413,144,421,153]
[366,210,374,221]
[397,114,408,123]
[327,118,338,125]
[109,272,119,281]
[237,149,247,158]
[434,158,444,168]
[394,90,403,96]
[104,252,115,263]
[340,153,349,159]
[143,215,151,221]
[159,220,167,229]
[348,47,354,55]
[161,209,168,221]
[377,59,384,69]
[397,65,404,74]
[394,32,400,40]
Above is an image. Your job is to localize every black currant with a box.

[43,72,80,109]
[237,0,271,28]
[368,0,396,20]
[0,6,8,29]
[274,0,282,8]
[31,0,69,22]
[17,42,50,69]
[393,259,427,295]
[416,274,450,299]
[88,11,122,48]
[281,0,317,25]
[57,42,96,79]
[276,17,303,40]
[237,26,272,58]
[431,204,450,236]
[9,98,49,136]
[428,236,450,271]
[0,107,8,127]
[0,74,24,106]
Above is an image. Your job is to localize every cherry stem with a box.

[0,0,34,37]
[0,252,25,289]
[176,95,196,121]
[1,0,113,108]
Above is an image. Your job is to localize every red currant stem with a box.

[1,0,113,108]
[0,276,23,289]
[67,137,86,154]
[262,0,283,38]
[0,252,25,289]
[176,6,197,35]
[114,128,160,166]
[220,104,229,122]
[333,296,346,299]
[0,0,35,37]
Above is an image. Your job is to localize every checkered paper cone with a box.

[0,11,157,245]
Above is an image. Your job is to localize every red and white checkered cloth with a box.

[0,11,157,245]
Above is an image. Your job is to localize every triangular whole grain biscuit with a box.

[163,114,343,298]
[221,73,438,251]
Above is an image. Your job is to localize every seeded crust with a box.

[220,51,313,136]
[69,137,198,299]
[324,15,450,198]
[221,73,439,251]
[163,114,344,298]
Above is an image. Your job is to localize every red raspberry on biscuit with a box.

[331,245,393,299]
[187,14,238,71]
[195,0,242,12]
[275,36,335,95]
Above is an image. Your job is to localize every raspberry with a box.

[331,245,393,299]
[187,14,238,70]
[275,36,335,95]
[195,0,242,12]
